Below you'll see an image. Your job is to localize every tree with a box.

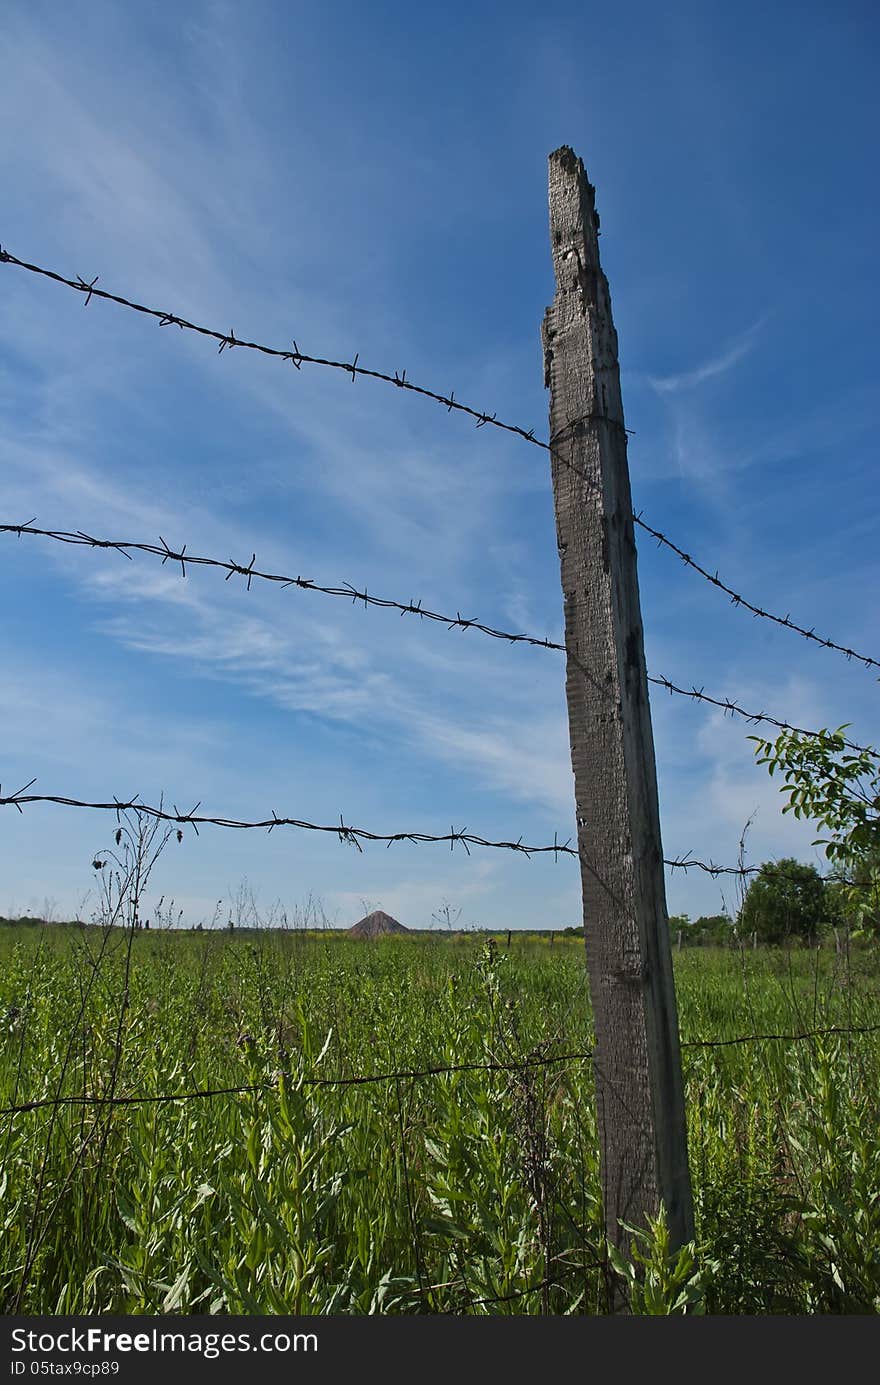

[691,914,734,947]
[669,914,689,946]
[669,914,733,947]
[751,727,880,937]
[738,858,828,946]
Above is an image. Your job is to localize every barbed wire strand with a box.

[0,784,872,888]
[2,248,878,673]
[3,1024,879,1119]
[0,248,545,443]
[3,1052,594,1116]
[681,1022,880,1051]
[2,521,875,759]
[633,512,880,672]
[647,673,875,758]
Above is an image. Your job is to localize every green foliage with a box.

[738,858,829,946]
[608,1211,715,1314]
[2,925,880,1313]
[671,914,733,947]
[694,914,734,945]
[752,726,880,936]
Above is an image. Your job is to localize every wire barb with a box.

[75,273,100,306]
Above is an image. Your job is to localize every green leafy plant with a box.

[751,727,880,937]
[3,922,880,1314]
[738,859,829,946]
[607,1210,715,1314]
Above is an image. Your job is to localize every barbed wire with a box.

[642,673,874,758]
[1,1050,592,1115]
[681,1022,880,1050]
[3,1023,878,1119]
[634,513,880,673]
[2,521,875,759]
[0,248,544,445]
[3,247,878,674]
[0,521,565,653]
[0,784,579,858]
[661,854,870,887]
[0,784,873,888]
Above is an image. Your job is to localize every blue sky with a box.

[1,0,877,930]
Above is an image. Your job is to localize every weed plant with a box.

[1,918,878,1313]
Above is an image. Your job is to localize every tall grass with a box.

[1,922,878,1313]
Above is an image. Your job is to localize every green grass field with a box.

[2,923,879,1313]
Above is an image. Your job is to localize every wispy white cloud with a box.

[2,2,876,937]
[648,316,766,395]
[0,653,225,784]
[657,669,847,920]
[418,709,573,822]
[91,578,574,823]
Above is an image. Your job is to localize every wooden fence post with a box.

[543,147,694,1257]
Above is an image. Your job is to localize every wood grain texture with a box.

[544,147,694,1251]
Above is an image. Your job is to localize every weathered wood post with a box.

[542,147,694,1257]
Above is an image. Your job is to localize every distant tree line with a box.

[669,853,878,948]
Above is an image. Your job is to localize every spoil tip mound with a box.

[348,909,410,939]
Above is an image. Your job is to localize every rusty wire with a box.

[2,1022,878,1119]
[0,779,576,857]
[3,246,878,673]
[634,512,880,672]
[0,781,873,889]
[2,520,875,758]
[0,1049,593,1115]
[681,1022,880,1051]
[0,248,543,443]
[646,672,875,757]
[0,521,565,653]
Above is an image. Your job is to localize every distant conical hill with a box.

[348,910,410,939]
